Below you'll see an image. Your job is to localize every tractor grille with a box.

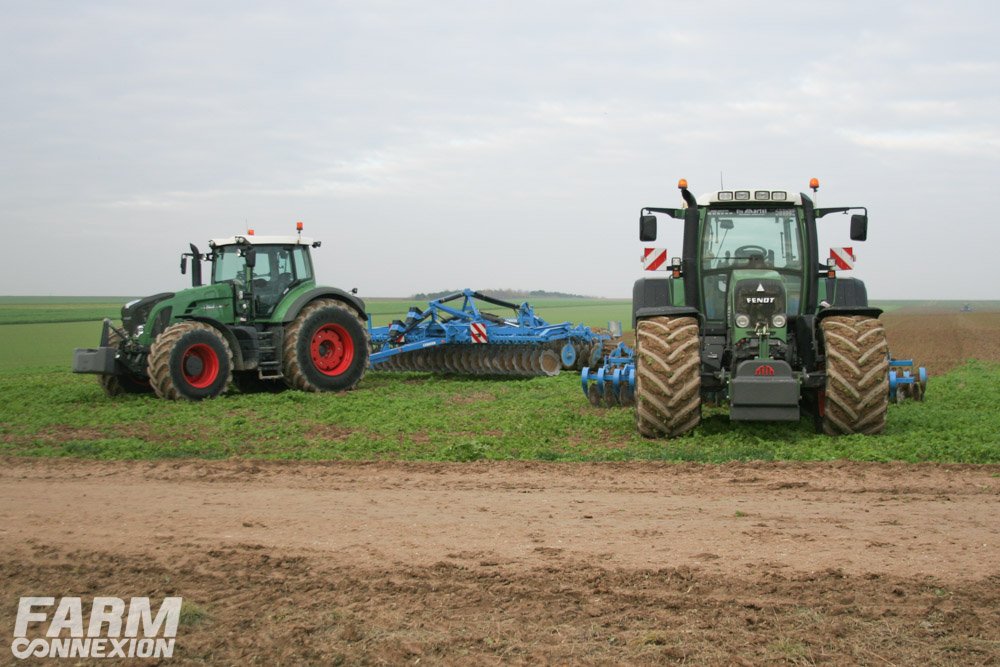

[733,278,785,328]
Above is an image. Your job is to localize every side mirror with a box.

[180,255,187,275]
[245,248,257,269]
[850,214,868,241]
[639,215,657,242]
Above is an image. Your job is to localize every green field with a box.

[1,296,997,464]
[0,297,129,325]
[0,362,996,463]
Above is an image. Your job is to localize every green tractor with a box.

[73,224,369,400]
[632,178,887,437]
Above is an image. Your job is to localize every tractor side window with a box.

[292,247,313,281]
[251,251,273,279]
[783,276,802,314]
[702,275,728,320]
[212,247,246,283]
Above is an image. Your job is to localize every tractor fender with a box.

[815,306,883,324]
[281,288,367,324]
[814,307,885,361]
[175,316,248,371]
[634,306,703,327]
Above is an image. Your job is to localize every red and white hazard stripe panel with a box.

[642,247,668,271]
[830,247,855,271]
[470,322,488,344]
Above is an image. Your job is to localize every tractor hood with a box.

[121,292,174,337]
[730,270,786,329]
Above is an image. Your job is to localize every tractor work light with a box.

[754,190,770,200]
[827,257,836,278]
[735,190,750,200]
[735,314,751,328]
[771,191,787,200]
[717,191,734,201]
[671,256,682,278]
[772,314,787,328]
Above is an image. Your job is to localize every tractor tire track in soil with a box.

[1,459,998,664]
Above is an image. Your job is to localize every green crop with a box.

[0,361,996,463]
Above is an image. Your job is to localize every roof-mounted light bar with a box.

[713,190,791,203]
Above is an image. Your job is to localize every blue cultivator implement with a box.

[369,289,607,377]
[583,348,929,407]
[889,358,928,403]
[581,341,636,407]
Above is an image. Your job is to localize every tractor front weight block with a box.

[72,347,118,375]
[729,360,800,422]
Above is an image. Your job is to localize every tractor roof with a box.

[208,235,314,248]
[696,189,805,206]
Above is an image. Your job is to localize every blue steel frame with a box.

[368,289,606,366]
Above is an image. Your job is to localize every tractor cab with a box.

[206,235,317,318]
[699,202,804,324]
[181,226,321,321]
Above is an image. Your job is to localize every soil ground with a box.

[1,307,999,665]
[1,459,998,665]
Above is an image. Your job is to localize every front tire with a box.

[148,322,233,400]
[98,329,153,397]
[634,316,701,438]
[283,299,368,392]
[820,315,889,435]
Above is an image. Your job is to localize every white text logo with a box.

[10,597,182,660]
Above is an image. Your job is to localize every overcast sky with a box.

[2,1,998,299]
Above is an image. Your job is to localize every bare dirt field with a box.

[2,458,998,665]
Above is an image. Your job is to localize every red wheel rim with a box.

[181,343,220,388]
[310,324,355,376]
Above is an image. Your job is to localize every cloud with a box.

[2,1,1000,298]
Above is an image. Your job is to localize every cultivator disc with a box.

[581,341,636,407]
[888,358,928,403]
[381,344,563,377]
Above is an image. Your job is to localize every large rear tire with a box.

[820,315,889,435]
[283,299,369,392]
[634,316,701,438]
[148,322,233,400]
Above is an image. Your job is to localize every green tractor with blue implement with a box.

[73,223,369,400]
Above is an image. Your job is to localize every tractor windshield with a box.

[212,245,314,285]
[700,208,804,319]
